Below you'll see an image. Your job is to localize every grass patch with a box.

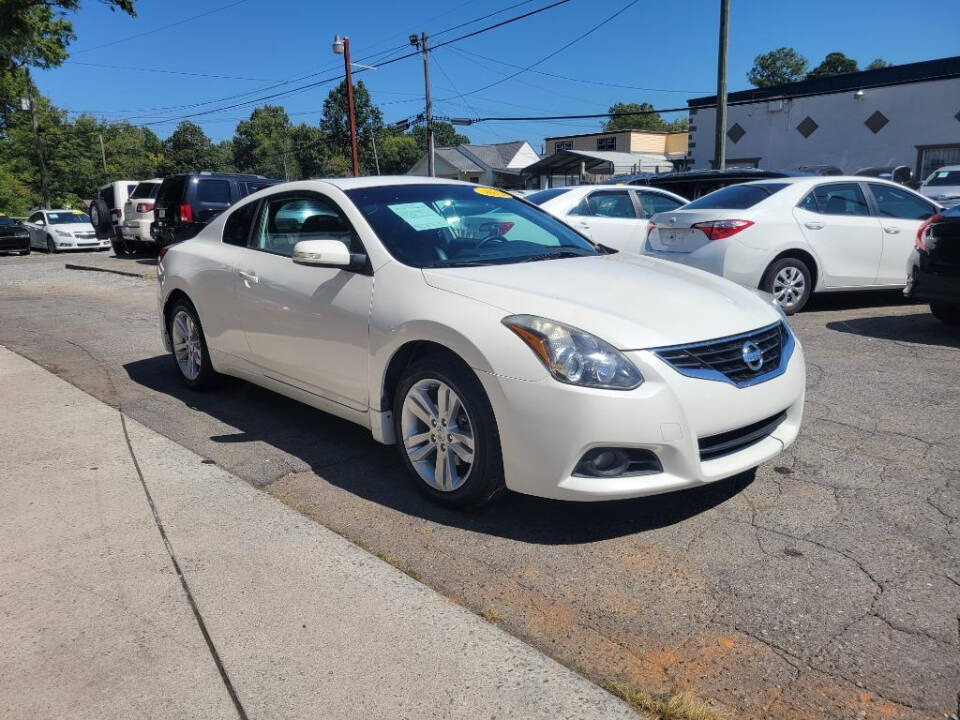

[602,682,720,720]
[480,608,502,623]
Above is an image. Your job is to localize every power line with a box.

[64,60,277,83]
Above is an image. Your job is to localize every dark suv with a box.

[152,172,280,246]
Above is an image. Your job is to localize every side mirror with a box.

[292,239,365,270]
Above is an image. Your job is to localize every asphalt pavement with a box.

[0,250,957,720]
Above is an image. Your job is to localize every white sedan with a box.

[158,178,804,507]
[645,176,941,313]
[23,209,109,252]
[527,185,688,254]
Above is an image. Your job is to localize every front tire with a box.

[394,355,504,508]
[930,302,960,325]
[762,257,812,315]
[20,247,30,256]
[168,299,217,390]
[46,235,58,254]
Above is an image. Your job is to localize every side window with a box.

[635,191,683,218]
[251,195,355,257]
[196,179,230,204]
[222,202,259,247]
[572,191,636,219]
[28,212,43,224]
[868,183,936,220]
[802,183,870,217]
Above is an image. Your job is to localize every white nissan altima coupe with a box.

[644,176,941,314]
[158,177,805,508]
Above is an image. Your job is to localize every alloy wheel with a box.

[772,266,806,309]
[171,309,202,381]
[400,378,475,492]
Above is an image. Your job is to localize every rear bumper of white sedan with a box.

[478,324,805,501]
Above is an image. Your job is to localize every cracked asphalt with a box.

[1,251,957,719]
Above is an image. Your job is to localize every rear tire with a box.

[762,257,812,315]
[89,198,113,240]
[393,355,504,509]
[930,302,960,325]
[168,299,218,390]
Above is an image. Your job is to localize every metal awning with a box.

[521,149,673,179]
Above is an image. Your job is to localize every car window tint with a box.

[197,179,230,204]
[131,182,157,199]
[925,170,960,186]
[803,183,870,216]
[868,183,936,220]
[636,191,683,218]
[252,195,354,257]
[684,183,787,209]
[572,191,635,218]
[157,177,186,202]
[126,184,138,196]
[29,212,42,224]
[526,188,570,205]
[102,186,115,208]
[222,201,259,247]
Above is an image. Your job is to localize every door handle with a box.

[804,222,824,230]
[883,226,900,234]
[238,269,259,284]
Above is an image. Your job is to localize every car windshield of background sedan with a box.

[0,217,19,226]
[925,170,960,186]
[47,212,91,224]
[683,183,788,210]
[346,184,599,268]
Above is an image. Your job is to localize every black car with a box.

[0,214,30,255]
[905,205,960,324]
[610,168,805,200]
[151,172,280,246]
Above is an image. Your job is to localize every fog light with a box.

[574,447,661,478]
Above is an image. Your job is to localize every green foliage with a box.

[290,123,327,179]
[866,58,889,70]
[320,80,383,175]
[411,121,470,152]
[232,105,294,179]
[807,52,859,78]
[378,133,420,175]
[747,47,808,87]
[0,0,136,74]
[603,102,687,132]
[159,121,220,174]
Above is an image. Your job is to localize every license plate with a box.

[157,208,165,218]
[663,232,679,246]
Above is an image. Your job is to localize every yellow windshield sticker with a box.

[474,187,511,198]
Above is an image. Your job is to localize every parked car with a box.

[528,185,687,254]
[855,165,915,186]
[158,177,804,508]
[917,165,960,208]
[152,172,280,247]
[0,214,30,255]
[905,205,960,324]
[612,168,803,200]
[117,178,162,255]
[644,176,940,314]
[90,180,138,247]
[24,208,109,253]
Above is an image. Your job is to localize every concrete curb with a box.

[64,262,154,279]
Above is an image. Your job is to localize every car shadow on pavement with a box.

[826,311,960,348]
[803,288,918,312]
[123,354,752,544]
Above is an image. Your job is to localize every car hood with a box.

[52,223,96,233]
[421,253,782,349]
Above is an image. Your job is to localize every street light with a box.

[332,34,360,177]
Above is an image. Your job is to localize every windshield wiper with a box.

[520,249,592,263]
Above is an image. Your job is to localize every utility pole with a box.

[98,134,108,176]
[410,32,434,177]
[713,0,730,171]
[24,73,49,209]
[370,130,381,175]
[332,35,360,177]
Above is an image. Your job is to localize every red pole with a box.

[343,37,360,177]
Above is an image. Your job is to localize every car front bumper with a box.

[52,234,111,250]
[478,337,805,501]
[0,234,29,251]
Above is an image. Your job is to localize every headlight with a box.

[751,288,786,318]
[502,314,643,390]
[53,228,72,237]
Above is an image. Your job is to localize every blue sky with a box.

[35,0,960,151]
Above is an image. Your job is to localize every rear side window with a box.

[240,181,273,197]
[223,202,259,247]
[157,177,186,202]
[684,183,787,210]
[130,182,159,199]
[526,188,570,205]
[570,190,636,218]
[869,183,936,220]
[635,191,684,218]
[197,179,230,204]
[800,183,870,216]
[126,183,138,196]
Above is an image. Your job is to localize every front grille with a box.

[74,231,96,239]
[654,322,792,387]
[699,411,787,461]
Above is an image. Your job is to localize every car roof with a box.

[739,175,906,187]
[320,175,479,190]
[931,165,960,172]
[43,208,84,213]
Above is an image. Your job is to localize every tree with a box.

[290,123,327,179]
[161,121,216,174]
[320,80,383,175]
[747,47,808,87]
[378,133,420,175]
[410,122,469,152]
[807,52,859,78]
[602,102,686,133]
[233,105,294,179]
[866,58,889,70]
[0,0,136,73]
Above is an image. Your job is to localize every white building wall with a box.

[688,78,960,174]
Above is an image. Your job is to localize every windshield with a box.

[925,170,960,187]
[526,188,572,205]
[683,183,788,210]
[345,184,599,268]
[0,217,17,226]
[47,212,90,224]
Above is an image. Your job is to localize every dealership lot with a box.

[0,251,956,719]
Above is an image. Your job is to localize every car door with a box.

[792,181,882,287]
[233,191,373,411]
[866,182,939,285]
[567,190,643,252]
[25,212,45,248]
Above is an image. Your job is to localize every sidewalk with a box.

[0,346,636,720]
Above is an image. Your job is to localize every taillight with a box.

[110,208,121,218]
[137,202,154,213]
[915,214,941,251]
[179,204,194,224]
[646,220,657,240]
[691,219,754,240]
